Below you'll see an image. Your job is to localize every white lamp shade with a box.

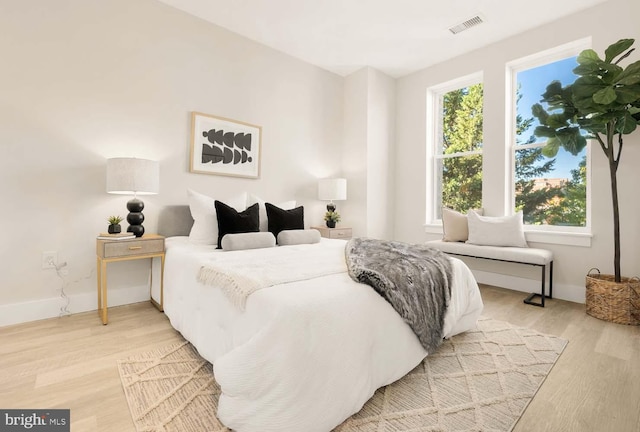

[106,158,159,195]
[318,178,347,201]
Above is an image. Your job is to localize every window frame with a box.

[425,71,484,225]
[506,38,592,238]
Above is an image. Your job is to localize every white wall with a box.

[394,0,640,302]
[342,67,396,239]
[0,0,344,325]
[342,69,369,236]
[366,69,396,240]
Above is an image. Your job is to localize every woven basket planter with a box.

[585,270,640,325]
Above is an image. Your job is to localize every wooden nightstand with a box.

[96,234,165,325]
[311,226,352,240]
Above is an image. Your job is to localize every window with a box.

[424,40,591,245]
[427,73,483,222]
[509,44,590,230]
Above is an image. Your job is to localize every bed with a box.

[153,205,483,432]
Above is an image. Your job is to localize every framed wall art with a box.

[190,112,262,178]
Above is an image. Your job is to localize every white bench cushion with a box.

[427,240,552,266]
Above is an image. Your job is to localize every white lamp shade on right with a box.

[318,178,347,201]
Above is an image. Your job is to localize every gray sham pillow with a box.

[277,229,321,246]
[221,232,276,251]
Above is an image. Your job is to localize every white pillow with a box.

[247,194,296,232]
[466,210,528,248]
[187,189,247,245]
[277,229,321,246]
[442,208,483,242]
[221,232,276,251]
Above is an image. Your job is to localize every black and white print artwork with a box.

[202,129,252,164]
[190,112,261,178]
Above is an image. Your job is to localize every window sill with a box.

[423,223,592,247]
[524,230,591,247]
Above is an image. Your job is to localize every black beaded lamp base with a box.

[126,198,145,237]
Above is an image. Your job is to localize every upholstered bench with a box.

[427,240,553,307]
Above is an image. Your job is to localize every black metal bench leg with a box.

[523,264,546,307]
[549,261,553,299]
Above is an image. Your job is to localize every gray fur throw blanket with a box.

[345,238,452,354]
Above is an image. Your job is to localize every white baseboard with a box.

[0,285,150,328]
[473,270,585,304]
[1,269,584,327]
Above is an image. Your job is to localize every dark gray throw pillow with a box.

[214,201,259,249]
[265,203,304,241]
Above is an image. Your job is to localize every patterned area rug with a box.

[117,317,567,432]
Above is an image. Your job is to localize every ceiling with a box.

[156,0,608,78]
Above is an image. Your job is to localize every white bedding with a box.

[156,237,483,432]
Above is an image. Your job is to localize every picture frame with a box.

[190,112,262,178]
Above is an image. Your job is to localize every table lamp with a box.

[318,178,347,212]
[106,158,159,237]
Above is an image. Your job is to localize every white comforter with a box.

[158,237,483,432]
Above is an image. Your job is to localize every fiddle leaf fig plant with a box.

[532,38,640,282]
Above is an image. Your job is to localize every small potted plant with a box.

[107,215,123,234]
[324,210,341,228]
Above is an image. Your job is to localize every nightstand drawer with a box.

[311,226,352,240]
[328,228,352,239]
[99,238,164,258]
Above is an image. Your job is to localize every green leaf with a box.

[573,94,598,112]
[604,39,634,63]
[601,111,626,122]
[573,76,607,95]
[540,81,563,101]
[547,113,569,129]
[600,63,624,84]
[560,86,577,111]
[614,85,640,104]
[542,137,560,157]
[573,76,607,111]
[616,60,640,85]
[556,127,586,155]
[573,62,601,76]
[593,86,617,104]
[577,116,607,134]
[531,103,549,123]
[616,112,638,134]
[619,73,640,86]
[576,134,588,150]
[577,49,601,65]
[533,125,556,138]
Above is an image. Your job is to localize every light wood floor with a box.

[1,285,639,432]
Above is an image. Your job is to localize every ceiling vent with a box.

[449,15,484,35]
